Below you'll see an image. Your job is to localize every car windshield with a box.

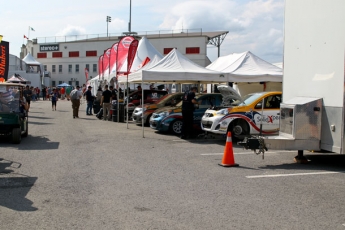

[238,92,265,106]
[0,86,21,113]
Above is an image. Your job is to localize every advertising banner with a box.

[127,39,139,74]
[102,48,111,73]
[0,41,9,81]
[98,55,104,78]
[109,43,118,74]
[116,36,135,73]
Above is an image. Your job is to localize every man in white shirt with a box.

[70,86,82,118]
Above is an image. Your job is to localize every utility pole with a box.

[106,16,111,37]
[128,0,132,33]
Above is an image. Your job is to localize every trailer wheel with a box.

[170,120,183,135]
[12,128,21,144]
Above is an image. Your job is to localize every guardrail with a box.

[35,28,203,44]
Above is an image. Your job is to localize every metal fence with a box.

[36,29,203,44]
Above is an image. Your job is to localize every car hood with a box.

[153,105,181,115]
[217,85,243,106]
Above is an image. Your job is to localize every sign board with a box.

[40,44,59,52]
[0,41,9,81]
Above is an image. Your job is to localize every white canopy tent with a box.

[117,55,162,84]
[206,51,282,82]
[126,48,228,84]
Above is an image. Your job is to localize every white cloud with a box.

[56,25,86,36]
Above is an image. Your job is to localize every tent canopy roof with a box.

[23,53,41,66]
[126,48,228,84]
[206,51,282,82]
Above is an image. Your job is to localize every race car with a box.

[201,86,282,140]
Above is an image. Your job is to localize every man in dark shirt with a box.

[109,85,117,101]
[85,86,94,115]
[100,85,112,121]
[181,87,198,139]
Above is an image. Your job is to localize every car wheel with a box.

[228,119,249,142]
[23,120,28,137]
[12,128,21,144]
[145,114,152,127]
[170,120,183,135]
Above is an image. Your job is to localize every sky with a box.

[1,0,284,64]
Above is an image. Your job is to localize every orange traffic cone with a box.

[219,132,239,167]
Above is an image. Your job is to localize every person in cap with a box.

[100,85,112,121]
[181,86,199,139]
[70,85,82,118]
[85,86,94,115]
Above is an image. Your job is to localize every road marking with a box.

[200,151,293,156]
[201,152,253,156]
[246,171,344,179]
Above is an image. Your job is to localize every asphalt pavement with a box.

[1,98,345,230]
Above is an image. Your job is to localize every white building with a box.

[20,30,228,88]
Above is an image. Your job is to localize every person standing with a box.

[60,86,65,100]
[100,85,112,121]
[70,86,82,118]
[66,86,72,101]
[85,86,94,115]
[42,87,46,100]
[181,87,198,139]
[47,87,51,100]
[23,85,32,112]
[50,88,58,111]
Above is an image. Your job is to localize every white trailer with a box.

[240,0,345,162]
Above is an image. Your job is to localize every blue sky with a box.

[1,0,284,63]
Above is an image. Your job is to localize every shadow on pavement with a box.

[0,159,37,212]
[259,154,345,171]
[0,136,59,150]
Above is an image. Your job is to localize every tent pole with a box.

[124,76,129,129]
[142,80,144,138]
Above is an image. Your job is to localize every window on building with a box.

[93,64,97,72]
[68,65,72,73]
[86,64,89,72]
[52,81,56,87]
[86,51,97,57]
[44,65,47,71]
[76,81,79,86]
[59,65,62,73]
[58,81,63,85]
[69,51,79,57]
[37,53,47,58]
[52,65,56,73]
[68,81,72,86]
[52,52,63,58]
[164,48,174,55]
[186,47,200,54]
[76,64,79,73]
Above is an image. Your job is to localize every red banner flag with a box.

[85,68,89,83]
[116,36,135,73]
[127,39,139,74]
[109,42,118,74]
[102,48,111,74]
[24,35,29,39]
[98,55,104,77]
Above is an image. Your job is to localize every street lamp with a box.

[106,16,111,37]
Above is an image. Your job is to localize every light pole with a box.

[106,16,111,37]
